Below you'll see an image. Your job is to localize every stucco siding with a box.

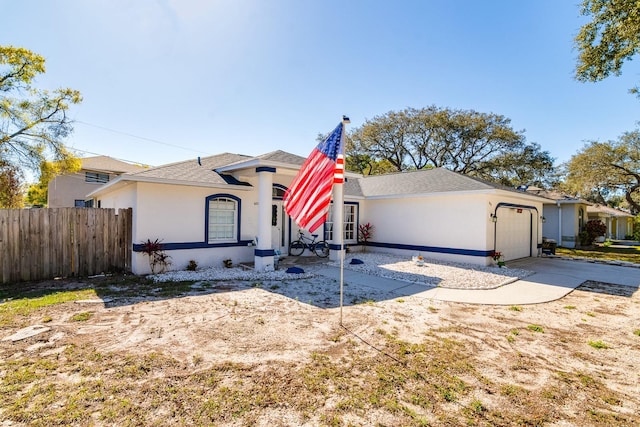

[541,206,560,243]
[361,193,490,264]
[48,172,118,207]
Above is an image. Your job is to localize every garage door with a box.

[495,206,532,261]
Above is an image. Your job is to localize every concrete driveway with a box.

[316,257,639,306]
[429,257,640,305]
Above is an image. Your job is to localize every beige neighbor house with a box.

[47,156,146,208]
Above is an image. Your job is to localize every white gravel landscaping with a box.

[152,252,533,290]
[340,253,533,289]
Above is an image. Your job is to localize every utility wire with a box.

[69,147,152,167]
[75,120,213,155]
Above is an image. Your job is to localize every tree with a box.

[25,157,81,206]
[0,160,24,208]
[575,0,640,95]
[564,131,640,214]
[347,106,555,186]
[0,45,82,199]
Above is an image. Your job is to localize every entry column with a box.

[255,167,275,271]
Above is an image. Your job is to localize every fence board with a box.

[0,211,6,283]
[0,208,132,284]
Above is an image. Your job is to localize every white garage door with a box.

[496,207,532,261]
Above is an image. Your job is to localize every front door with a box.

[271,201,287,253]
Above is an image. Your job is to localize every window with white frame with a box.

[325,204,358,243]
[207,196,238,242]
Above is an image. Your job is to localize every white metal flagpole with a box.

[339,115,349,325]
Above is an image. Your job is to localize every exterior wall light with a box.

[490,214,498,222]
[541,216,546,223]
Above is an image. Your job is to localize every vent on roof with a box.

[219,173,252,186]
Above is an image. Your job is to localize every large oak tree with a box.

[564,131,640,214]
[575,0,640,95]
[347,106,555,187]
[0,45,81,206]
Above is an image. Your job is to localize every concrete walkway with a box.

[315,257,640,305]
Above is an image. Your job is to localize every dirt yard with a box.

[1,269,639,426]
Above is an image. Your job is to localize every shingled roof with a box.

[255,150,306,165]
[81,156,146,174]
[587,204,633,217]
[92,150,548,202]
[127,153,252,185]
[349,168,505,197]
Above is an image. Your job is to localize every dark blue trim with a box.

[205,193,242,243]
[256,166,276,173]
[329,243,347,250]
[134,240,253,251]
[255,249,275,257]
[365,241,493,257]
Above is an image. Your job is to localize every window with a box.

[578,207,584,231]
[85,172,109,183]
[272,186,286,199]
[206,195,239,243]
[325,203,358,242]
[74,199,86,207]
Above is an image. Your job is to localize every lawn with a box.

[1,273,639,426]
[555,244,640,264]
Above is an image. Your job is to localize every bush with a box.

[582,220,607,246]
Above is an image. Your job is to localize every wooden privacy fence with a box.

[0,208,132,284]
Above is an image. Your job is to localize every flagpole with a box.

[339,115,349,326]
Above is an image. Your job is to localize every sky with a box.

[3,0,639,174]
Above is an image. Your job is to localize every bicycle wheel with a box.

[314,241,330,258]
[289,240,305,256]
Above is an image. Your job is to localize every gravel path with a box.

[152,252,533,290]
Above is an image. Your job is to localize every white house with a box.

[88,151,547,274]
[526,188,590,248]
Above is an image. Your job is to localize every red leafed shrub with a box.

[581,220,607,246]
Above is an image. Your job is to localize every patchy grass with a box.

[0,288,98,327]
[2,334,633,427]
[588,340,610,349]
[70,312,93,322]
[556,245,640,264]
[1,275,638,426]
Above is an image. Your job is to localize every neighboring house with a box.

[88,151,547,274]
[526,188,590,248]
[587,204,634,240]
[47,156,146,208]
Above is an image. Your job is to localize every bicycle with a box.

[288,230,330,257]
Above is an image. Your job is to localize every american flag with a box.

[284,122,344,232]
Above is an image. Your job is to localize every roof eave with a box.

[87,175,252,198]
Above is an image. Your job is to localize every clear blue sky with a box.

[3,0,639,171]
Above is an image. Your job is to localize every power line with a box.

[70,147,152,167]
[75,120,213,155]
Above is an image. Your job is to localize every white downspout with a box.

[557,201,562,246]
